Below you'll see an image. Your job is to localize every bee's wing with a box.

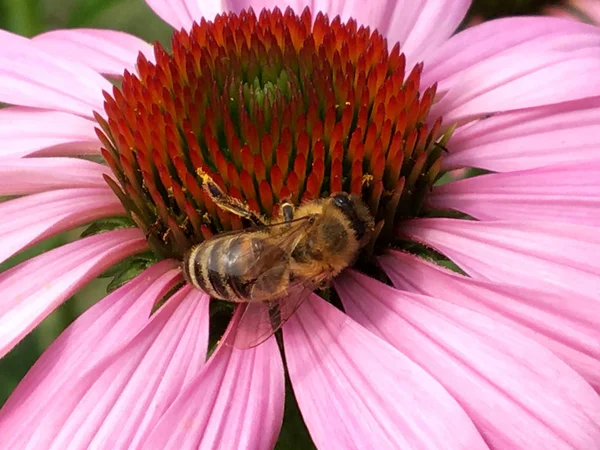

[204,216,315,279]
[232,274,328,349]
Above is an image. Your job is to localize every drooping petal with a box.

[429,161,600,226]
[284,295,487,450]
[379,250,600,390]
[430,51,600,124]
[141,311,285,450]
[423,17,600,92]
[0,188,124,265]
[400,218,600,298]
[0,158,108,195]
[443,97,600,172]
[15,285,209,450]
[33,29,154,76]
[336,271,600,449]
[0,228,147,359]
[0,107,100,158]
[0,30,111,117]
[0,260,181,442]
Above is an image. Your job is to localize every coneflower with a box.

[1,1,600,449]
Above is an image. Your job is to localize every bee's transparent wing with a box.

[232,277,326,349]
[204,216,315,279]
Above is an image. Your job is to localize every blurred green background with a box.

[0,0,567,440]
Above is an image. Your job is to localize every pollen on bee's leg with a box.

[96,5,447,259]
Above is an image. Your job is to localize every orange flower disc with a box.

[96,7,444,259]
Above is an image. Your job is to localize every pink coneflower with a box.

[1,0,600,448]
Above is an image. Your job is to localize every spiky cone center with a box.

[96,6,445,260]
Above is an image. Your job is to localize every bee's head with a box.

[330,192,375,246]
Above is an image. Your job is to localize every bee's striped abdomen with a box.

[225,237,257,300]
[206,238,230,298]
[183,241,219,298]
[184,234,263,302]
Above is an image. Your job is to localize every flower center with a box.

[96,7,445,260]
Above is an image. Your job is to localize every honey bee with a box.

[183,169,374,348]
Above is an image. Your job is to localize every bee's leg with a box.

[280,202,295,223]
[197,168,267,226]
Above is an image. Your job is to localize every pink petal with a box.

[443,97,600,172]
[0,188,124,265]
[336,271,600,449]
[429,161,600,226]
[33,29,154,76]
[379,250,600,390]
[401,218,600,298]
[0,158,108,195]
[15,285,209,450]
[423,17,600,92]
[388,0,470,69]
[0,261,181,443]
[182,0,237,23]
[0,30,110,117]
[0,107,100,158]
[571,0,600,23]
[0,228,147,359]
[430,51,600,124]
[284,295,487,450]
[145,0,202,29]
[142,311,285,450]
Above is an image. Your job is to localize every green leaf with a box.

[98,251,155,278]
[435,259,467,275]
[106,264,145,293]
[105,253,158,293]
[80,217,136,238]
[150,281,185,315]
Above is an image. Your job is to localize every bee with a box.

[183,169,375,348]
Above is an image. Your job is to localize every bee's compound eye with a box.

[331,192,351,209]
[331,192,367,241]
